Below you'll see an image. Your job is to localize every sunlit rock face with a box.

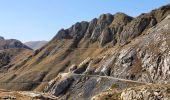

[121,85,170,100]
[90,15,170,84]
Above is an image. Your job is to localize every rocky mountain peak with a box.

[151,3,170,22]
[98,13,114,24]
[69,21,89,37]
[53,21,89,41]
[53,29,70,40]
[111,12,133,27]
[51,4,170,49]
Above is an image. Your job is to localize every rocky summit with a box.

[0,4,170,100]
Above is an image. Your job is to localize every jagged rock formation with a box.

[24,41,48,50]
[0,4,169,100]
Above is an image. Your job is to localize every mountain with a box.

[0,4,170,100]
[24,41,48,50]
[0,36,31,50]
[0,36,32,71]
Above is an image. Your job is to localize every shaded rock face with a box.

[0,52,11,67]
[99,27,113,47]
[109,13,134,45]
[90,14,114,42]
[54,29,71,40]
[86,13,133,47]
[46,75,74,96]
[84,18,98,39]
[120,16,152,44]
[0,49,32,72]
[69,22,89,48]
[53,21,89,49]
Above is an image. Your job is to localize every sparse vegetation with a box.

[111,84,119,89]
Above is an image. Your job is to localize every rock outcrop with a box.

[121,84,170,100]
[45,74,74,97]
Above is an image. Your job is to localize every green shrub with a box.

[111,84,119,89]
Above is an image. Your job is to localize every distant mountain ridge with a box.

[24,41,48,50]
[0,36,31,50]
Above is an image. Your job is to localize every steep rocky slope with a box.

[0,49,32,70]
[0,4,169,100]
[24,41,48,50]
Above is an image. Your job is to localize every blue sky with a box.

[0,0,169,42]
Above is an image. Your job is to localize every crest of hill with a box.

[0,36,32,50]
